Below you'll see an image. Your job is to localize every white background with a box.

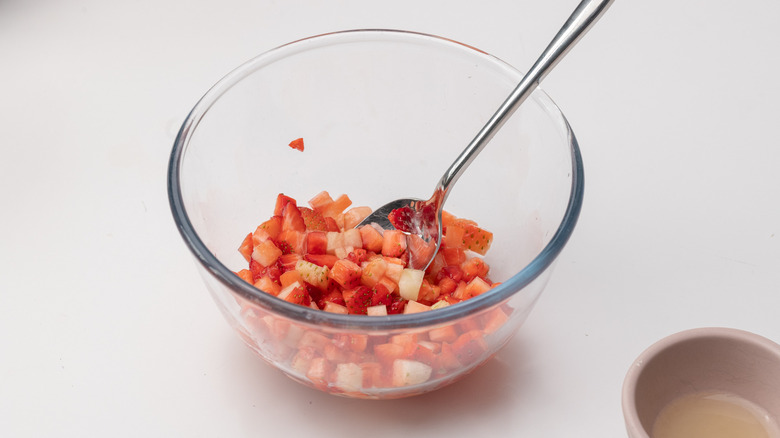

[2,0,779,436]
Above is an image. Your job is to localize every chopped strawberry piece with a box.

[324,216,340,232]
[288,137,304,151]
[387,206,413,233]
[317,287,346,309]
[274,194,297,216]
[281,202,306,232]
[346,248,368,265]
[300,207,328,231]
[238,233,253,262]
[305,231,328,255]
[328,259,362,289]
[381,229,407,258]
[343,286,373,315]
[358,225,384,252]
[387,297,406,315]
[304,253,339,269]
[370,283,393,307]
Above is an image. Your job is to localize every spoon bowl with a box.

[358,0,614,271]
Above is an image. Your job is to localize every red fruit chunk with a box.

[238,233,253,262]
[387,297,406,315]
[288,137,304,151]
[282,203,306,233]
[317,288,346,309]
[451,330,488,366]
[304,253,339,269]
[437,265,464,283]
[328,259,362,289]
[458,220,493,255]
[305,231,328,255]
[343,286,373,315]
[381,229,407,258]
[370,283,393,307]
[274,193,297,216]
[387,206,413,233]
[346,248,368,265]
[300,207,328,231]
[461,257,489,282]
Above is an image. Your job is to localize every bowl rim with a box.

[167,29,585,330]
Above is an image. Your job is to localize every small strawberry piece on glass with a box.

[288,137,304,151]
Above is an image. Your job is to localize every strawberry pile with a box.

[235,192,495,315]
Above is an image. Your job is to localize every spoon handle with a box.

[436,0,614,199]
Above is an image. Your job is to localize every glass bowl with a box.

[168,29,583,399]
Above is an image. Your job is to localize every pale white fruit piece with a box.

[398,268,424,301]
[392,359,432,386]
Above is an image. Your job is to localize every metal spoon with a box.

[358,0,614,270]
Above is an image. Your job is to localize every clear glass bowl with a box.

[168,29,583,399]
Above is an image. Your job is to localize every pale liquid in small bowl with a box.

[652,391,780,438]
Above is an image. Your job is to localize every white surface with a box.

[2,0,779,436]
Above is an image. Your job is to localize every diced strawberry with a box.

[433,342,461,373]
[360,257,387,287]
[442,246,466,265]
[280,269,304,288]
[328,259,362,289]
[441,210,457,228]
[274,194,297,216]
[387,297,406,314]
[319,194,352,219]
[370,283,393,307]
[482,306,509,334]
[281,202,306,232]
[457,220,493,255]
[387,206,413,233]
[288,137,304,151]
[253,216,283,244]
[437,277,457,296]
[428,324,458,343]
[271,238,294,255]
[308,191,334,212]
[381,229,407,258]
[299,207,328,231]
[442,224,465,250]
[461,257,489,282]
[278,253,301,272]
[342,206,372,230]
[324,216,340,232]
[251,239,282,267]
[436,265,464,283]
[417,279,440,303]
[317,287,346,309]
[346,248,368,265]
[236,269,253,283]
[254,275,281,296]
[238,233,253,262]
[278,283,311,306]
[451,330,488,366]
[265,260,283,283]
[373,343,407,366]
[304,253,339,269]
[277,230,305,254]
[305,231,328,255]
[464,276,491,298]
[343,286,373,315]
[358,225,384,252]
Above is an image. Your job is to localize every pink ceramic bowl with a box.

[621,327,780,438]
